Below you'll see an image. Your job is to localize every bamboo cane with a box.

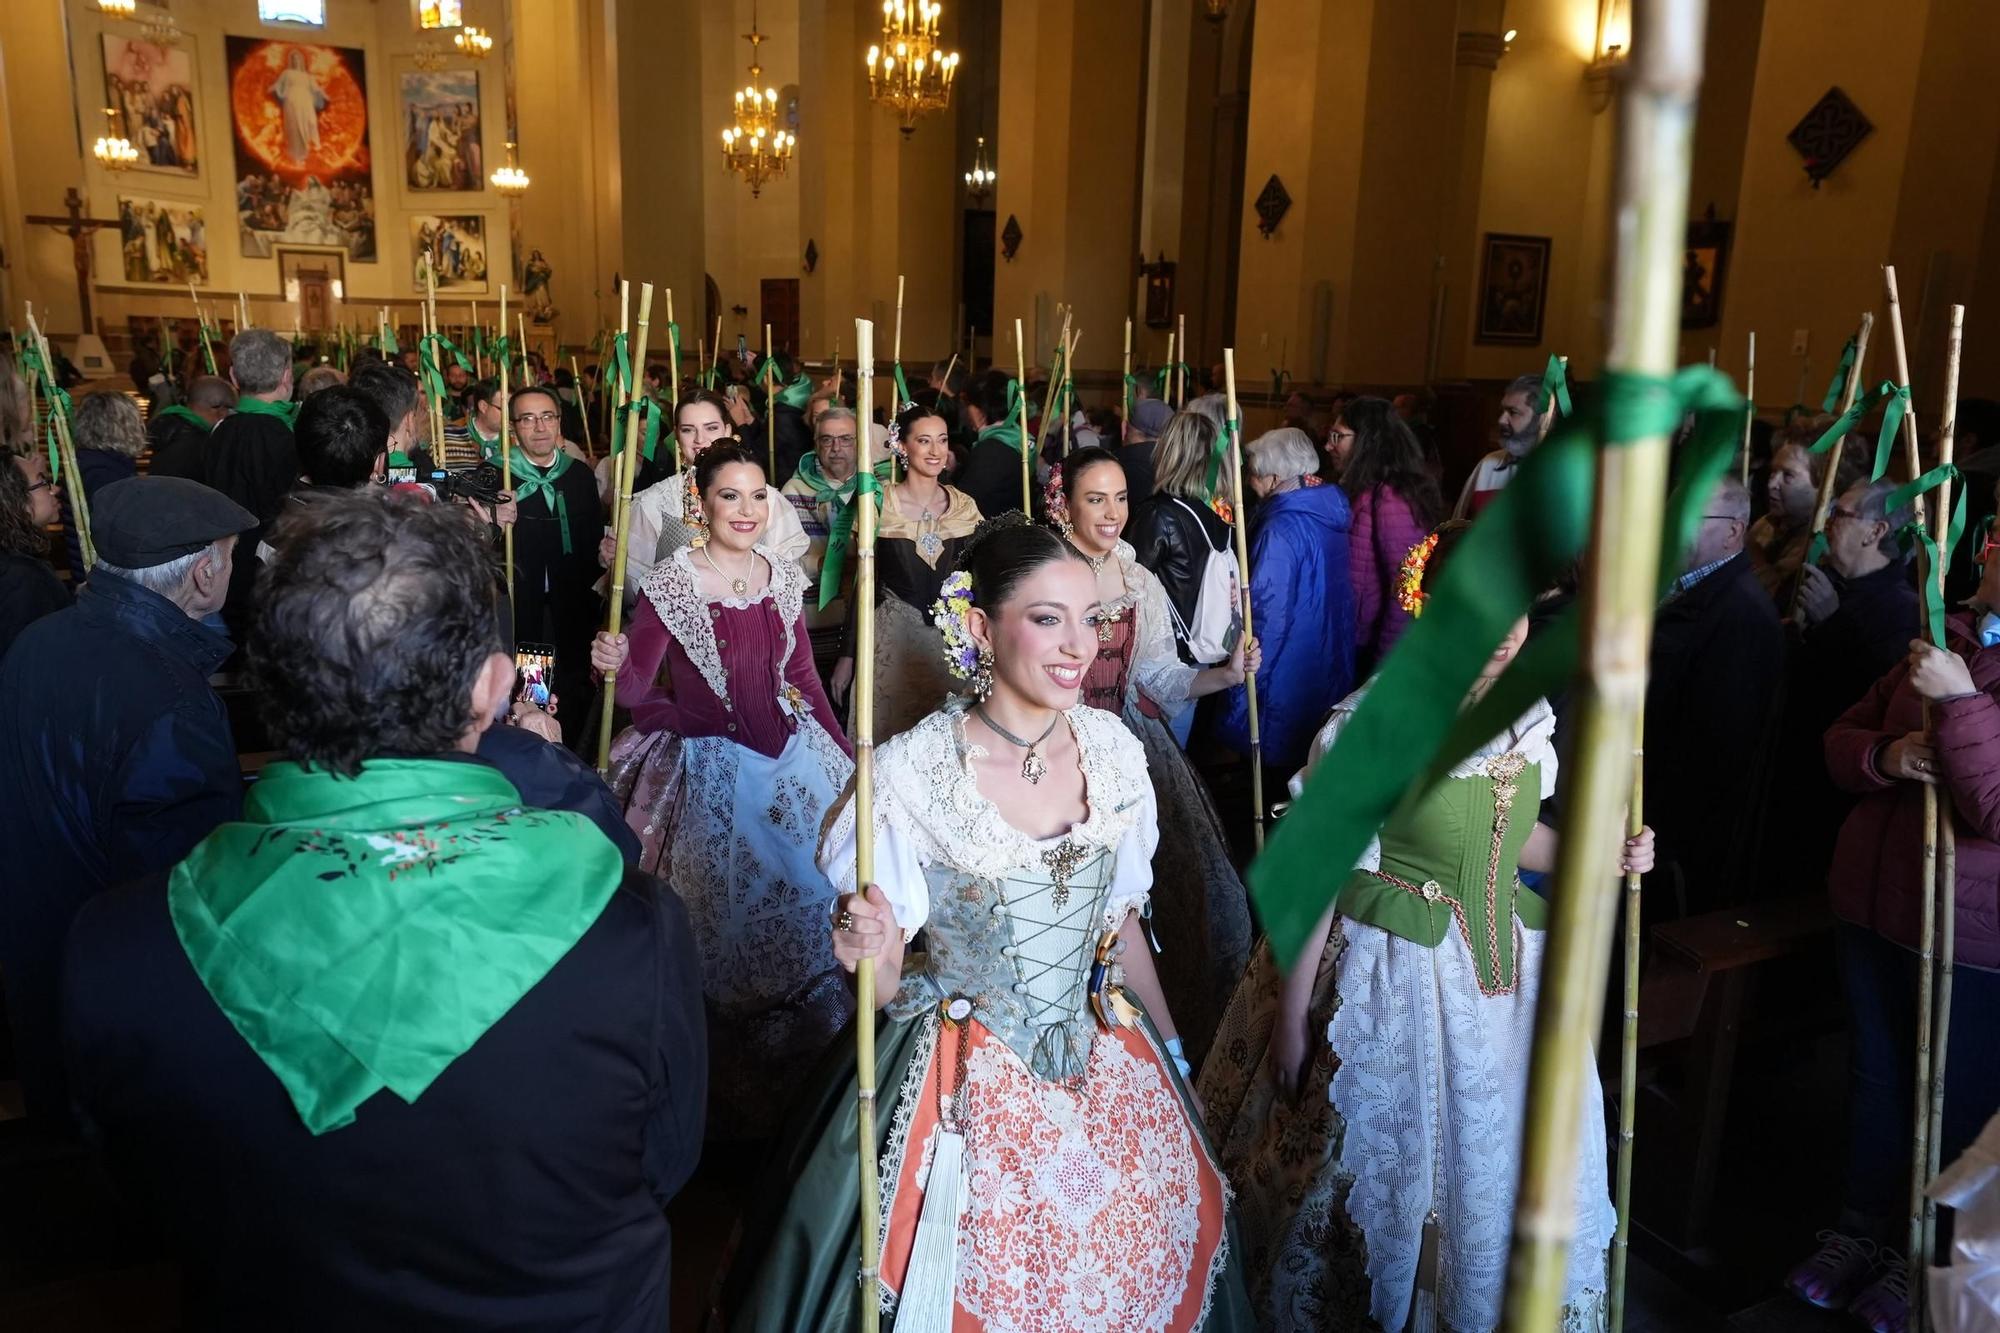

[1502,2,1708,1325]
[24,309,94,571]
[1608,712,1645,1333]
[471,300,481,376]
[425,261,446,463]
[938,352,958,399]
[595,281,653,773]
[1034,311,1074,459]
[712,316,723,386]
[1923,304,1965,1274]
[1122,317,1134,428]
[760,322,776,479]
[1015,318,1030,514]
[852,317,884,1333]
[1221,349,1263,853]
[190,283,216,373]
[572,355,594,458]
[518,312,533,386]
[664,289,682,470]
[1739,332,1756,485]
[1538,356,1568,446]
[1788,313,1874,622]
[239,291,250,332]
[499,284,515,603]
[1163,325,1176,413]
[1890,261,1939,1327]
[1176,312,1188,407]
[893,273,905,373]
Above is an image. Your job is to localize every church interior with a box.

[5,0,2000,1330]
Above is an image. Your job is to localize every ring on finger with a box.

[835,909,856,933]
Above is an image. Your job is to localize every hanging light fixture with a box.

[411,42,450,73]
[96,0,136,16]
[722,4,795,198]
[963,134,995,205]
[1202,0,1231,21]
[490,140,530,196]
[454,25,492,59]
[93,107,140,171]
[865,1,959,137]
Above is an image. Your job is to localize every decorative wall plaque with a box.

[802,238,818,274]
[1254,174,1292,237]
[1000,213,1023,262]
[1788,87,1872,188]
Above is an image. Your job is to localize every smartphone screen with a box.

[385,463,418,485]
[515,642,557,712]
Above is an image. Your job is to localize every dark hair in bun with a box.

[951,511,1085,611]
[693,440,766,494]
[1057,445,1125,503]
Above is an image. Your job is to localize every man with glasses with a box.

[782,405,864,689]
[508,384,604,750]
[1641,476,1786,918]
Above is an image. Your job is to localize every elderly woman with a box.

[64,392,147,573]
[1199,426,1353,859]
[1785,552,2000,1330]
[1751,416,1863,605]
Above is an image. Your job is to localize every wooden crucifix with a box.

[26,188,119,334]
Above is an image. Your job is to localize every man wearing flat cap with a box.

[0,475,254,1128]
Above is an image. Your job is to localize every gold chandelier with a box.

[963,134,994,205]
[721,5,795,198]
[490,140,529,196]
[454,25,492,59]
[96,0,136,16]
[865,1,959,137]
[93,107,139,171]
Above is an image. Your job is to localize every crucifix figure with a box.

[27,188,120,334]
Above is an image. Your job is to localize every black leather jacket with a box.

[1127,491,1233,664]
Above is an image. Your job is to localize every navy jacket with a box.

[65,867,706,1331]
[0,569,239,1121]
[1211,482,1356,774]
[474,723,642,861]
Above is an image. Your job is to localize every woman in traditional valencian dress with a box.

[832,404,983,740]
[1045,444,1259,1069]
[1197,522,1654,1332]
[725,516,1253,1332]
[593,441,853,1140]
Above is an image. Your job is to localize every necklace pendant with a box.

[917,530,943,562]
[1097,620,1113,645]
[1021,746,1047,785]
[731,578,748,597]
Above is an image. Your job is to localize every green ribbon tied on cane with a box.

[1122,373,1139,420]
[613,397,663,462]
[417,333,472,403]
[378,323,400,357]
[1251,364,1748,969]
[1537,352,1573,419]
[1154,362,1194,399]
[775,371,815,412]
[606,332,631,406]
[816,462,894,611]
[997,380,1030,453]
[1822,334,1860,414]
[1205,413,1238,503]
[18,342,72,484]
[893,362,913,409]
[666,323,682,386]
[1886,462,1968,648]
[1809,380,1910,481]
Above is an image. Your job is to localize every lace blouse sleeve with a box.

[817,781,930,936]
[1285,690,1381,872]
[1104,774,1160,926]
[1128,559,1199,717]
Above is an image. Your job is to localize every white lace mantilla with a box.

[1106,541,1198,718]
[640,543,806,707]
[819,705,1153,920]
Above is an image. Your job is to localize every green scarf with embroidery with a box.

[152,404,212,434]
[791,450,864,507]
[508,446,579,554]
[233,394,301,429]
[168,759,622,1134]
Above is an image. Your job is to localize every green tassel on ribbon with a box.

[1123,373,1139,421]
[1538,352,1573,418]
[1821,335,1859,414]
[1205,414,1237,502]
[1886,462,1967,647]
[1809,380,1910,481]
[816,462,893,610]
[1250,365,1746,968]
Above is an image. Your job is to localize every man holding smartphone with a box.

[507,384,604,750]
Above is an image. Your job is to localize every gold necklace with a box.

[701,545,754,597]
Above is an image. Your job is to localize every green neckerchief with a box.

[774,370,815,412]
[509,446,577,553]
[153,404,212,434]
[816,460,895,611]
[168,758,621,1134]
[465,420,500,462]
[233,394,302,429]
[793,450,863,507]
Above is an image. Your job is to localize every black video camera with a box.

[426,461,507,507]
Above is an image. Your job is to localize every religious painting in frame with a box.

[411,213,489,293]
[1476,233,1551,346]
[399,69,483,193]
[277,249,347,333]
[102,36,201,178]
[227,36,378,262]
[117,195,208,284]
[1681,211,1731,331]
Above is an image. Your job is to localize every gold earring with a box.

[971,646,995,701]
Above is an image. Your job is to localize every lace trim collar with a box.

[640,544,805,704]
[873,703,1149,879]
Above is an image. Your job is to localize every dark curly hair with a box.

[0,454,49,557]
[250,489,502,777]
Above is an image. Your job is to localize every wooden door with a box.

[760,278,800,356]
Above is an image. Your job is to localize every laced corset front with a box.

[889,847,1117,1083]
[1080,613,1136,713]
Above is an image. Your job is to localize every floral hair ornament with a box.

[1044,461,1072,542]
[885,406,913,466]
[930,569,979,679]
[1396,531,1441,617]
